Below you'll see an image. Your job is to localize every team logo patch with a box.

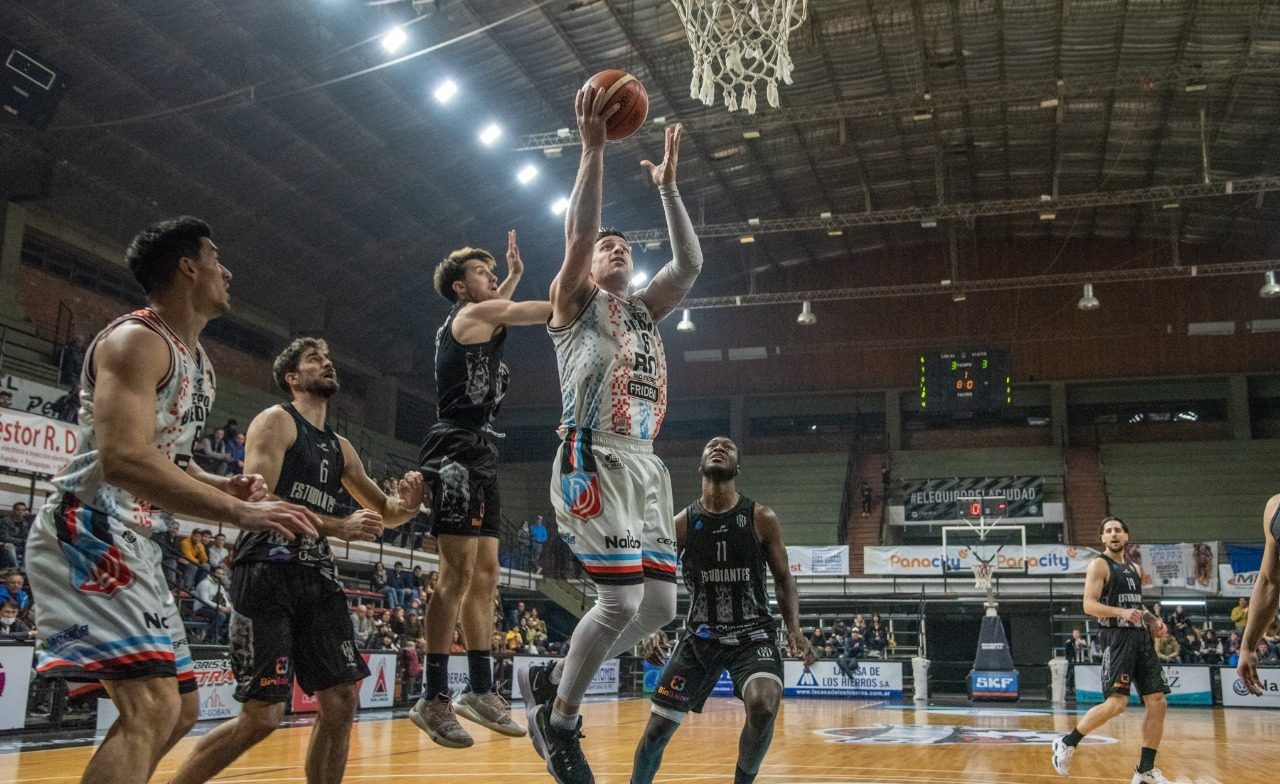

[601,452,623,470]
[62,540,134,597]
[561,470,602,520]
[816,725,1118,746]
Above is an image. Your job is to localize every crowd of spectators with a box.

[0,502,33,569]
[192,420,245,476]
[809,612,893,676]
[0,569,37,643]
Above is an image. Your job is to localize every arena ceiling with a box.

[3,0,1280,385]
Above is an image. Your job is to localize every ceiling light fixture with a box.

[550,197,570,216]
[433,78,458,104]
[381,27,408,53]
[478,123,502,146]
[516,164,539,185]
[952,291,967,303]
[1077,283,1100,311]
[676,309,695,332]
[631,271,649,287]
[739,235,755,244]
[1261,270,1280,299]
[796,300,817,326]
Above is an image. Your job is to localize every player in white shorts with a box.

[519,85,704,784]
[24,217,319,784]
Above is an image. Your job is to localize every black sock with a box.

[1063,728,1084,747]
[734,765,756,784]
[467,649,493,694]
[424,653,451,700]
[1137,746,1157,774]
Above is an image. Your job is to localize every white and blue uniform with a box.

[548,289,675,585]
[26,308,213,691]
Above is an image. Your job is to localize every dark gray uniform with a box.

[1097,556,1169,699]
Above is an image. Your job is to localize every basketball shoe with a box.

[454,690,527,737]
[1131,768,1170,784]
[409,693,474,748]
[519,661,559,758]
[532,702,593,784]
[1050,737,1075,775]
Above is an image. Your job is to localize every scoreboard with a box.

[919,349,1011,412]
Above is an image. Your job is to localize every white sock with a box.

[550,706,578,730]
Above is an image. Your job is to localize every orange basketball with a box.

[585,69,648,141]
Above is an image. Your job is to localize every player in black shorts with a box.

[172,338,424,784]
[409,232,550,748]
[1238,493,1280,696]
[629,437,813,784]
[1052,516,1173,784]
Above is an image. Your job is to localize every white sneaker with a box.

[1131,768,1170,784]
[1051,737,1075,776]
[408,695,475,748]
[454,690,527,737]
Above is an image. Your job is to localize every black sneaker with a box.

[519,661,559,758]
[534,703,593,784]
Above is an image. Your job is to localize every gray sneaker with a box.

[409,694,475,748]
[455,690,527,737]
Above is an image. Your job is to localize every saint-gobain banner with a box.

[1219,564,1258,598]
[515,656,619,696]
[1126,542,1217,593]
[782,659,903,699]
[1220,666,1280,708]
[864,544,1098,576]
[0,407,79,476]
[903,477,1043,521]
[1073,664,1212,706]
[194,657,242,721]
[786,546,849,576]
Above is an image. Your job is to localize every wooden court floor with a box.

[2,697,1276,783]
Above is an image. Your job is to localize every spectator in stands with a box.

[1181,629,1203,663]
[51,383,80,423]
[852,613,866,635]
[505,625,525,653]
[409,565,425,600]
[0,600,33,640]
[1226,631,1242,664]
[390,606,407,637]
[179,528,211,590]
[861,481,872,515]
[810,627,825,649]
[1065,628,1091,663]
[449,626,466,654]
[193,565,233,644]
[866,616,888,657]
[0,390,11,408]
[1258,640,1280,665]
[422,569,438,605]
[1154,632,1180,664]
[507,601,526,632]
[158,526,183,589]
[351,604,376,646]
[405,610,425,641]
[222,418,239,444]
[58,334,86,386]
[1200,629,1223,665]
[881,463,890,497]
[387,560,415,606]
[1170,604,1189,629]
[226,432,246,475]
[206,532,230,570]
[371,562,399,608]
[193,426,231,475]
[0,502,31,569]
[1151,602,1165,623]
[837,628,864,677]
[1232,598,1249,633]
[0,571,32,616]
[529,514,548,574]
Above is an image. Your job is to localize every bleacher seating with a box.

[1101,440,1280,542]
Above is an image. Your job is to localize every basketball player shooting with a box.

[1237,493,1280,696]
[1051,516,1173,784]
[519,84,702,784]
[630,437,814,784]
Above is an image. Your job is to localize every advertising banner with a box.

[1074,664,1212,706]
[515,656,618,696]
[193,657,242,721]
[1219,564,1258,598]
[864,544,1097,576]
[1127,543,1217,593]
[1220,666,1280,708]
[0,643,33,730]
[782,659,903,699]
[0,407,78,476]
[903,477,1043,521]
[786,546,850,576]
[0,374,68,419]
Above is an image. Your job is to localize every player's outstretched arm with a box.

[495,230,524,301]
[338,436,425,529]
[637,124,703,323]
[93,324,315,540]
[1240,493,1280,695]
[757,504,814,664]
[457,298,553,330]
[551,86,616,326]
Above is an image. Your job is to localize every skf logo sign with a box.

[976,676,1014,690]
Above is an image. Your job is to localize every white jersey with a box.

[550,287,667,440]
[42,308,215,538]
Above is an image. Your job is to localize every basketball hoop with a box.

[669,0,809,114]
[973,561,994,592]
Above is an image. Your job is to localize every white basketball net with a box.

[670,0,809,114]
[973,562,994,592]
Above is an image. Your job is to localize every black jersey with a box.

[233,403,343,579]
[434,303,509,430]
[1096,556,1145,629]
[682,495,775,644]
